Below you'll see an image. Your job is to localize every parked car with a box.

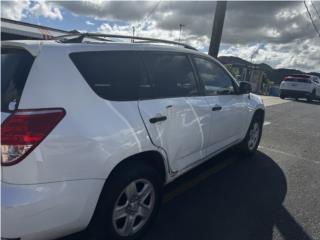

[279,74,320,102]
[1,35,265,240]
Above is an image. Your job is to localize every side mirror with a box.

[239,81,252,94]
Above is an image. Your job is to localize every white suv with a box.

[1,34,265,240]
[279,74,320,102]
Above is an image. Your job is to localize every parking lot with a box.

[63,96,320,240]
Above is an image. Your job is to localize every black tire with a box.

[280,93,285,99]
[88,163,162,240]
[238,114,263,156]
[307,91,316,103]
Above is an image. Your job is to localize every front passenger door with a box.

[192,56,248,155]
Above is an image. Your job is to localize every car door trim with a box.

[176,138,242,176]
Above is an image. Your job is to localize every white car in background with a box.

[279,74,320,102]
[1,34,265,240]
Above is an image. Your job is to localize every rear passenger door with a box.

[138,52,212,172]
[192,56,248,155]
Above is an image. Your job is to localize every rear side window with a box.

[70,51,146,101]
[284,78,311,83]
[298,79,311,84]
[141,53,198,99]
[1,48,34,112]
[283,78,296,82]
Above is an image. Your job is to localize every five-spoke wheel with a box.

[88,164,162,240]
[112,179,155,237]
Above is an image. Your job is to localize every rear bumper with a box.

[1,180,104,240]
[279,89,311,98]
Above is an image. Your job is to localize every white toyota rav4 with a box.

[1,34,265,240]
[279,74,320,102]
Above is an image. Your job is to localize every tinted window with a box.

[193,57,235,95]
[298,79,311,84]
[141,53,198,99]
[1,48,34,112]
[70,51,146,101]
[283,78,296,82]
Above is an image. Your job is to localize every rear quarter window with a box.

[70,51,146,101]
[1,48,34,112]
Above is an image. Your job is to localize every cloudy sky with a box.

[1,0,320,72]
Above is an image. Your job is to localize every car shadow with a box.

[61,150,312,240]
[143,150,312,240]
[291,98,320,105]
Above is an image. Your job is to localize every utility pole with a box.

[208,1,227,58]
[132,26,135,43]
[178,24,185,42]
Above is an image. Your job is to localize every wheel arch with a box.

[105,150,167,187]
[87,150,167,235]
[242,107,265,140]
[253,108,265,123]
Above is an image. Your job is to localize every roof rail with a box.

[52,32,197,51]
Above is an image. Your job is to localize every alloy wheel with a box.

[112,179,155,237]
[248,122,260,150]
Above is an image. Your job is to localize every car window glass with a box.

[193,57,235,95]
[70,51,145,101]
[1,48,34,112]
[141,53,198,99]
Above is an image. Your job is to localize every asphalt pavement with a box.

[143,97,320,240]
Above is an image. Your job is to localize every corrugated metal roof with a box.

[1,18,69,40]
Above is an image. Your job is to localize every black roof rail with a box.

[52,32,197,51]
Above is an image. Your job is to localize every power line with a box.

[304,1,320,37]
[144,1,162,24]
[310,0,320,20]
[136,1,162,35]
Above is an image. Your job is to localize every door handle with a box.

[149,115,167,124]
[212,105,222,111]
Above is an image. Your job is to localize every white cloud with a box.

[1,1,319,72]
[97,20,209,50]
[57,1,155,21]
[98,22,131,35]
[220,38,320,72]
[85,20,95,26]
[1,0,30,20]
[30,1,63,20]
[1,0,63,21]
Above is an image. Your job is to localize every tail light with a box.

[1,108,66,166]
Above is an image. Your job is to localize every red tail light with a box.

[1,108,66,166]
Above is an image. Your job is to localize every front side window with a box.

[193,57,235,96]
[70,51,146,101]
[141,53,198,99]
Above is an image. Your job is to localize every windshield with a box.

[1,48,34,112]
